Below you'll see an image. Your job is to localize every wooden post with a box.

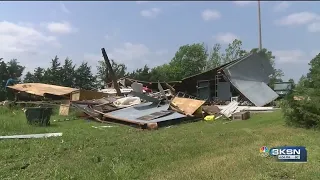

[101,48,122,96]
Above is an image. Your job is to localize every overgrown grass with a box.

[0,107,320,180]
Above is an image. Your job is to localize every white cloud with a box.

[84,42,149,63]
[274,50,306,63]
[307,22,320,32]
[140,8,161,18]
[214,32,239,45]
[233,1,255,6]
[60,2,70,14]
[109,42,149,62]
[273,2,290,12]
[201,9,221,21]
[0,21,59,54]
[46,21,75,34]
[84,42,170,71]
[275,12,320,26]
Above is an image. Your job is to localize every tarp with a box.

[222,53,279,107]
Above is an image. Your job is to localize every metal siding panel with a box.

[222,53,278,106]
[106,103,186,123]
[223,53,274,84]
[217,82,231,101]
[229,79,278,107]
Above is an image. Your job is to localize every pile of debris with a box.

[2,80,277,130]
[70,82,207,129]
[1,49,280,130]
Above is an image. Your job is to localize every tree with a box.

[60,57,76,87]
[281,53,320,129]
[6,59,25,81]
[129,65,151,81]
[222,39,247,64]
[288,78,295,84]
[97,59,127,87]
[149,64,171,82]
[74,62,96,90]
[33,67,45,82]
[24,72,34,83]
[168,43,208,80]
[43,56,62,85]
[206,43,223,70]
[0,59,25,100]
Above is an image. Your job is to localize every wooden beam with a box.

[101,48,122,96]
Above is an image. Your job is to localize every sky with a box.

[1,1,320,81]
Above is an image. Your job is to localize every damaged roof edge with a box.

[220,53,279,106]
[107,77,182,85]
[181,54,251,81]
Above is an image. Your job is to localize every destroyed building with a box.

[163,52,279,107]
[108,52,278,107]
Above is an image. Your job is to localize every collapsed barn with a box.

[111,52,279,107]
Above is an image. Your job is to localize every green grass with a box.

[0,107,320,180]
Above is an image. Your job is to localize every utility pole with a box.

[258,0,262,51]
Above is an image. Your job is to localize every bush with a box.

[281,87,320,129]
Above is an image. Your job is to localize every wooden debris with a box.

[232,111,251,120]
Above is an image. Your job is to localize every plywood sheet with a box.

[7,83,77,97]
[59,104,70,116]
[170,97,205,115]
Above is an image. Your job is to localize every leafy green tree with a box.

[74,62,96,90]
[6,59,25,81]
[129,65,151,81]
[281,53,320,129]
[0,59,25,100]
[288,78,295,84]
[97,59,127,87]
[222,39,247,64]
[149,64,171,82]
[168,43,208,80]
[206,43,223,70]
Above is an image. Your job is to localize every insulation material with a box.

[113,97,141,108]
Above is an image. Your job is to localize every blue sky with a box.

[1,1,320,81]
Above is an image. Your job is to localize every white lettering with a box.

[278,155,300,160]
[271,148,300,155]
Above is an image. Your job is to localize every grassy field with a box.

[0,107,320,180]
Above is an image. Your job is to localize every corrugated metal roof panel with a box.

[228,79,278,107]
[222,53,279,106]
[105,102,186,124]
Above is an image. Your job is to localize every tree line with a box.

[2,38,320,130]
[0,39,284,100]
